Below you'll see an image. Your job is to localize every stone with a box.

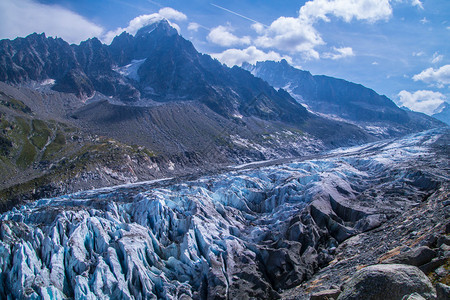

[436,283,450,300]
[337,264,436,300]
[383,246,436,266]
[311,288,341,300]
[419,257,448,274]
[434,266,448,277]
[437,235,450,247]
[403,292,426,300]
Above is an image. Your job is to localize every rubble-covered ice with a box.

[0,128,447,299]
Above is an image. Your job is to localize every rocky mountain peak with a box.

[135,19,178,39]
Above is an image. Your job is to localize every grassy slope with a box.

[0,91,163,211]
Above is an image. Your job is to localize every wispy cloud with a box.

[431,52,443,64]
[411,0,424,10]
[397,90,446,115]
[0,0,103,44]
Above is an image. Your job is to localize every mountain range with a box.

[243,59,441,138]
[0,20,445,208]
[0,19,449,300]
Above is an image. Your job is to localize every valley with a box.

[0,16,448,300]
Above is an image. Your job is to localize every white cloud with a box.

[0,0,103,44]
[254,17,323,59]
[411,0,424,9]
[188,22,200,32]
[372,61,379,65]
[207,25,251,47]
[431,52,443,64]
[211,46,292,67]
[252,0,393,60]
[413,65,450,88]
[397,90,446,115]
[103,7,187,44]
[323,47,354,60]
[158,7,187,21]
[251,23,265,34]
[299,0,392,23]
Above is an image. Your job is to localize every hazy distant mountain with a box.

[243,59,444,138]
[432,102,450,125]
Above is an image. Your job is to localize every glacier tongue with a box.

[0,129,447,299]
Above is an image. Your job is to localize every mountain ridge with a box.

[243,59,444,138]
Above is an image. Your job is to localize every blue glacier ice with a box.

[0,128,447,299]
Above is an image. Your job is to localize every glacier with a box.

[0,128,448,299]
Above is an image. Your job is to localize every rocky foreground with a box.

[0,128,448,299]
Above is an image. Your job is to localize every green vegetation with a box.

[43,131,66,159]
[17,140,36,168]
[0,135,12,155]
[0,92,32,114]
[15,117,31,136]
[30,119,51,149]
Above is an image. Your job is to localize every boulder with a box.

[419,257,448,274]
[310,288,341,300]
[383,246,436,266]
[337,264,436,300]
[436,283,450,300]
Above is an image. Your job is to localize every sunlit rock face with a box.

[0,128,447,299]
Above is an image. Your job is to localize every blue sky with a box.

[0,0,449,115]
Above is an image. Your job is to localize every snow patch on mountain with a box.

[114,59,147,81]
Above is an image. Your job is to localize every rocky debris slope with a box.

[284,130,450,299]
[0,128,447,299]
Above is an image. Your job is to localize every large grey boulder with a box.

[383,246,436,266]
[436,283,450,300]
[337,264,436,300]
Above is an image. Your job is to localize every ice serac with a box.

[0,128,447,298]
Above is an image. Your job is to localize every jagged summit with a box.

[135,19,178,38]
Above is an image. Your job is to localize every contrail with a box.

[147,0,163,8]
[210,3,267,26]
